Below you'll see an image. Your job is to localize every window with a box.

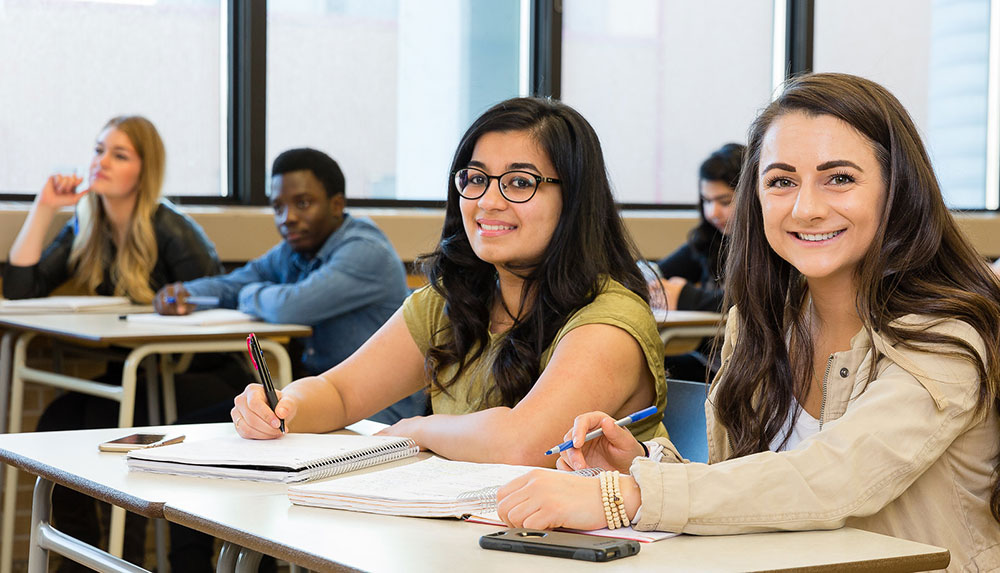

[0,0,225,197]
[266,0,521,202]
[560,0,775,206]
[813,0,993,209]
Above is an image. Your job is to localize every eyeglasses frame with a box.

[452,167,562,203]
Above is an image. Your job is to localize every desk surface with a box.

[0,313,311,344]
[654,309,725,328]
[0,424,950,573]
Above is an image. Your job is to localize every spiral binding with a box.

[298,438,421,482]
[455,466,605,512]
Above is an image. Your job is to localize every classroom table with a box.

[0,424,952,573]
[0,314,311,573]
[654,309,725,355]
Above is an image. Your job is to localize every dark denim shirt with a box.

[183,213,409,376]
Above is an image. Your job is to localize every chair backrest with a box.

[662,378,709,463]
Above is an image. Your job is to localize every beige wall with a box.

[1,203,998,264]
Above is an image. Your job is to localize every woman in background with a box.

[4,115,220,301]
[4,115,223,572]
[653,143,745,312]
[232,97,668,466]
[497,73,1000,572]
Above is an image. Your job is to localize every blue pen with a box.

[544,406,658,456]
[166,295,220,306]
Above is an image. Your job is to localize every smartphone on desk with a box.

[98,433,184,453]
[479,529,639,562]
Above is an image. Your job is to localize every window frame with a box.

[2,0,995,211]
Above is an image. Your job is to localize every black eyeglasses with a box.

[453,167,561,203]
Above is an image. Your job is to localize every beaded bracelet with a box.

[599,471,617,529]
[610,471,627,527]
[599,471,625,529]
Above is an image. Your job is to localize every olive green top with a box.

[402,278,668,441]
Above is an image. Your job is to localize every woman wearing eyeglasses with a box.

[231,97,668,466]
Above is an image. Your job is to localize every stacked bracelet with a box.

[599,471,627,529]
[609,471,627,527]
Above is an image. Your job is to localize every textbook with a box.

[0,296,136,314]
[287,456,675,543]
[124,309,256,326]
[126,434,420,483]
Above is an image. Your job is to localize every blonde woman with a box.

[3,115,220,301]
[3,116,222,571]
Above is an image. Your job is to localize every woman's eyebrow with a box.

[761,162,796,175]
[508,162,540,171]
[817,159,863,172]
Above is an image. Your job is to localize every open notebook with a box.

[0,296,138,314]
[126,434,419,483]
[287,456,675,543]
[124,309,256,326]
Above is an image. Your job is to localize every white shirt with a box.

[769,403,821,452]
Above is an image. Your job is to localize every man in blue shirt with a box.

[154,148,423,423]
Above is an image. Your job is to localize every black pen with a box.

[246,333,285,432]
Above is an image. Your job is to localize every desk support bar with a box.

[2,334,295,573]
[28,477,149,573]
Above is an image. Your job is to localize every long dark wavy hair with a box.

[418,97,647,408]
[714,72,1000,522]
[688,142,746,284]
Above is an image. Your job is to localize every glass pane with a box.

[266,0,521,201]
[813,0,990,209]
[560,0,774,205]
[0,0,224,196]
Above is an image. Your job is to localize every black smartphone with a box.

[479,529,640,562]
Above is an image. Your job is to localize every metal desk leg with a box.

[214,543,264,573]
[2,332,36,573]
[0,330,14,437]
[160,355,178,425]
[105,347,150,560]
[234,547,263,573]
[216,541,239,573]
[25,476,53,573]
[0,331,15,518]
[28,477,149,573]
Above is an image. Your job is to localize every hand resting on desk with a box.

[154,282,195,316]
[494,410,646,532]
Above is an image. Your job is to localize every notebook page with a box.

[127,434,411,469]
[0,296,133,313]
[288,457,677,542]
[124,309,256,326]
[291,457,537,502]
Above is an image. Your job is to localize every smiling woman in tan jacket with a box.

[496,73,1000,572]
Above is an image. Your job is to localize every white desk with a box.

[0,315,310,573]
[0,424,952,573]
[654,309,724,355]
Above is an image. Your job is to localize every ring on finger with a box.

[235,416,242,428]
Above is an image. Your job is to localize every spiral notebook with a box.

[287,457,675,543]
[126,434,419,483]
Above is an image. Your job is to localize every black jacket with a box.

[3,200,222,299]
[656,242,724,312]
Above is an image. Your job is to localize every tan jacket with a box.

[632,308,1000,572]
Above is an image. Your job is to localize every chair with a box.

[662,378,709,463]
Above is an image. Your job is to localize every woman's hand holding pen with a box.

[232,383,292,439]
[557,411,646,474]
[37,174,88,210]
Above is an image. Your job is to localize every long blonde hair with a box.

[68,116,164,303]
